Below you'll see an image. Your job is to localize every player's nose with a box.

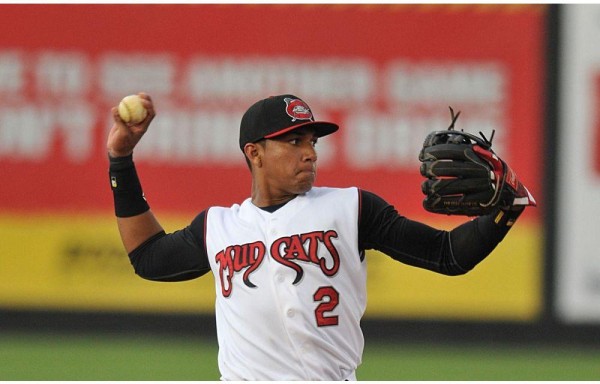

[302,142,317,162]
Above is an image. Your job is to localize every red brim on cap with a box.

[263,121,339,139]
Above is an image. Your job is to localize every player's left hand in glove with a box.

[418,107,536,216]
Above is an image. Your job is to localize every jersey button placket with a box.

[268,217,278,238]
[267,216,305,370]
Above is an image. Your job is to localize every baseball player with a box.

[107,93,535,380]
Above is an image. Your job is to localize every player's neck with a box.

[258,200,291,213]
[251,194,297,208]
[250,183,298,208]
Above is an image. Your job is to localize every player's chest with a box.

[209,218,346,298]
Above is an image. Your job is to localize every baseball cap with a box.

[239,94,339,150]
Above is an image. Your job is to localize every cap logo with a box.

[284,97,313,122]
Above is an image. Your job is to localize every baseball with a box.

[118,94,148,124]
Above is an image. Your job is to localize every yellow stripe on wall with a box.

[365,223,542,321]
[0,213,541,320]
[0,213,215,314]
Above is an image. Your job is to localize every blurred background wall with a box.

[0,3,597,344]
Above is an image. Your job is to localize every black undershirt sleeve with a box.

[126,189,519,281]
[358,189,520,275]
[128,211,211,281]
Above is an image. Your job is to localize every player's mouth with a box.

[297,168,316,177]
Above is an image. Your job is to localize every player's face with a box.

[262,127,319,196]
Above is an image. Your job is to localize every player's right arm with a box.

[107,94,210,281]
[107,93,163,253]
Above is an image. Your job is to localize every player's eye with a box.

[287,136,317,146]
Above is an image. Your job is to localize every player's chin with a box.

[295,172,316,193]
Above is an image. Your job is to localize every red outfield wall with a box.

[0,4,543,218]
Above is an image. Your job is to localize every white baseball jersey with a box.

[205,186,367,380]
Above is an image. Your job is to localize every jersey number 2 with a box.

[313,286,339,327]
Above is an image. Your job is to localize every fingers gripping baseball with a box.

[107,93,156,157]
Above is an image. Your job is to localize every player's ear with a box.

[244,142,263,168]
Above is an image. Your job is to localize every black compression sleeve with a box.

[108,154,150,217]
[128,211,211,281]
[358,189,520,275]
[449,207,523,271]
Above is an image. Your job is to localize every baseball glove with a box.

[418,107,536,216]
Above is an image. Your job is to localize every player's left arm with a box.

[358,190,522,275]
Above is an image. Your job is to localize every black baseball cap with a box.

[239,94,339,150]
